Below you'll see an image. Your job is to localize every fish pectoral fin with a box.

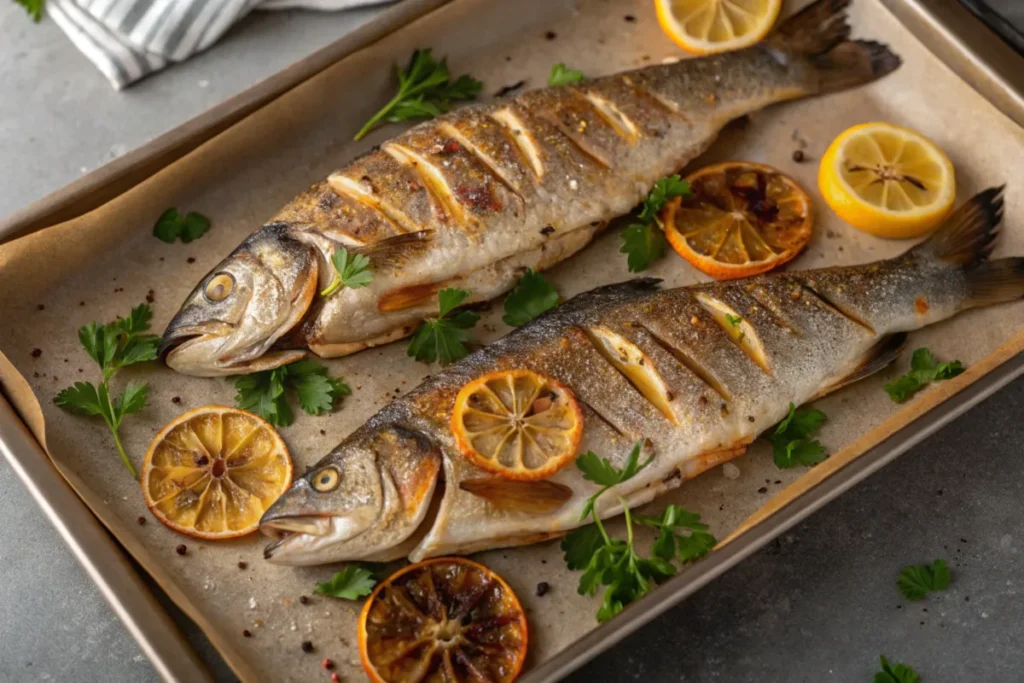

[811,332,908,400]
[459,477,572,514]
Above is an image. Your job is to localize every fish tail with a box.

[911,185,1024,308]
[768,0,901,95]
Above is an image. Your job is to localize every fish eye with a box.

[204,273,235,302]
[312,466,340,492]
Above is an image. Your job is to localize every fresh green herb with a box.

[502,268,559,327]
[233,359,351,428]
[15,0,44,21]
[153,208,211,244]
[406,288,480,365]
[619,175,691,272]
[321,247,372,297]
[355,49,482,141]
[562,441,714,622]
[637,504,716,564]
[54,304,161,476]
[884,348,964,403]
[726,314,743,327]
[875,655,921,683]
[767,402,827,469]
[313,565,378,600]
[548,63,585,86]
[897,559,950,601]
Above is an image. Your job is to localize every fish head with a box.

[160,224,318,376]
[260,422,442,565]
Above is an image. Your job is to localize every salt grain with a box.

[249,597,258,609]
[723,463,740,480]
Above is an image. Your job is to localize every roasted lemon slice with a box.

[359,558,528,683]
[819,122,956,238]
[141,406,292,539]
[451,369,582,480]
[655,0,781,55]
[662,161,813,279]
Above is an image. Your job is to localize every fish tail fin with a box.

[768,0,901,95]
[914,186,1005,267]
[911,185,1024,308]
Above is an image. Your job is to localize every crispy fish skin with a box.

[260,188,1024,565]
[161,0,902,376]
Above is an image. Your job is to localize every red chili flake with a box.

[176,544,188,555]
[237,561,247,570]
[455,184,502,213]
[322,659,334,670]
[30,348,42,358]
[331,674,340,683]
[442,140,461,154]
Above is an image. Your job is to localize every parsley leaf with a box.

[502,268,559,327]
[233,360,351,427]
[54,304,160,476]
[15,0,44,21]
[875,656,921,683]
[767,402,828,469]
[406,288,479,365]
[638,504,716,564]
[562,524,605,571]
[355,49,482,140]
[313,565,378,600]
[153,208,211,244]
[321,247,373,297]
[898,559,951,601]
[620,222,667,273]
[726,314,743,326]
[619,176,691,272]
[548,63,585,86]
[884,348,964,403]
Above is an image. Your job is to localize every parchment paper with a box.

[1,0,1022,681]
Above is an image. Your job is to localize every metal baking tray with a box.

[1,1,1022,681]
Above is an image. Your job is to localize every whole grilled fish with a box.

[260,189,1024,565]
[160,0,900,376]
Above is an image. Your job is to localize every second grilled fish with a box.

[161,0,900,376]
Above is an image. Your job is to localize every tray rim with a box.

[1,1,1022,681]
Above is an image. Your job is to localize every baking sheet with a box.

[1,0,1022,681]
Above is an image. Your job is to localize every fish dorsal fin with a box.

[811,332,907,400]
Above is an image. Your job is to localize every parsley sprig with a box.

[313,565,378,600]
[884,348,964,403]
[875,656,921,683]
[233,359,351,428]
[620,175,691,272]
[548,63,585,86]
[562,441,716,621]
[54,304,161,477]
[15,0,44,21]
[354,49,482,141]
[407,288,479,365]
[503,268,559,327]
[321,247,372,297]
[768,402,828,469]
[153,208,211,244]
[898,559,950,601]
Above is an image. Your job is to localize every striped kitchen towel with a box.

[47,0,395,90]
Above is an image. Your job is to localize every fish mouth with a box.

[260,508,379,564]
[161,324,307,377]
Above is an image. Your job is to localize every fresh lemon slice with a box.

[819,122,956,239]
[655,0,782,55]
[451,369,583,481]
[359,557,528,683]
[662,161,813,279]
[141,406,293,539]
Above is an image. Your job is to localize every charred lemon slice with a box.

[141,406,292,539]
[655,0,781,55]
[662,161,813,279]
[451,369,582,480]
[359,557,528,683]
[819,122,955,238]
